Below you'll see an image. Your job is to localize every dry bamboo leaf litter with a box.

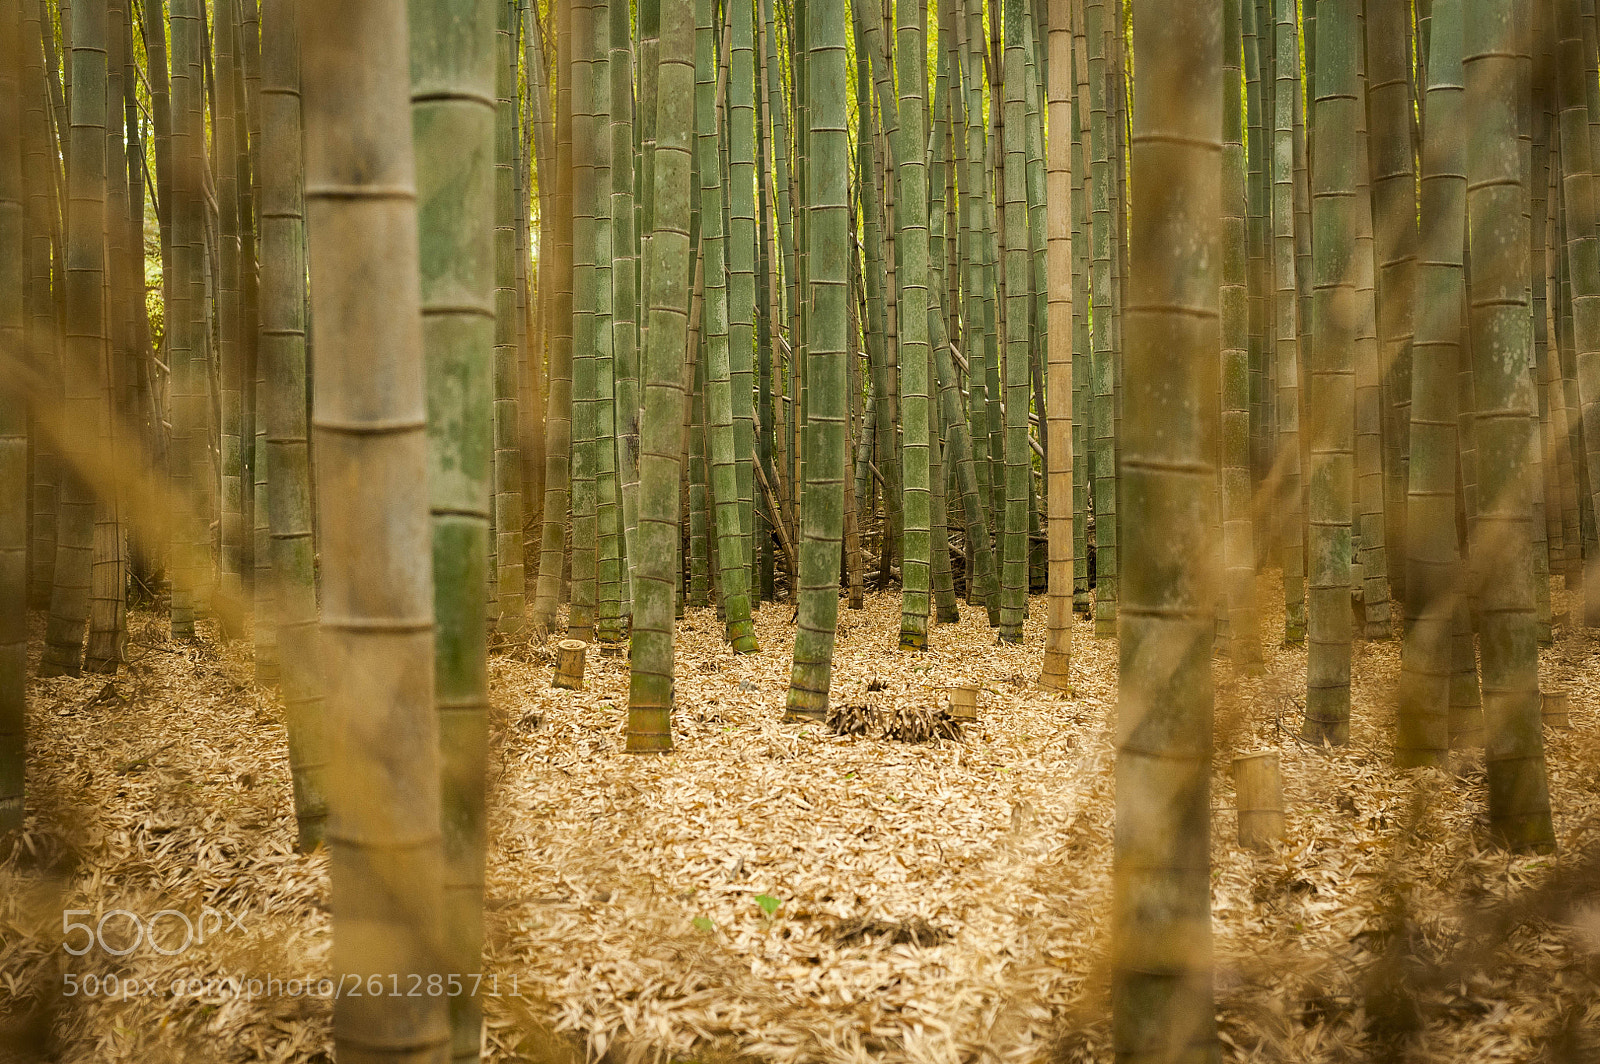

[0,576,1598,1063]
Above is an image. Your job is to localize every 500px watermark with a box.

[61,972,523,1001]
[61,907,247,957]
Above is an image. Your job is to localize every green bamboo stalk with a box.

[1243,0,1267,514]
[1112,0,1221,1055]
[410,0,495,1055]
[493,0,527,634]
[627,0,695,750]
[1367,0,1416,611]
[897,0,933,649]
[688,331,709,604]
[754,8,777,601]
[955,0,995,622]
[728,0,757,590]
[1352,30,1391,639]
[1553,144,1586,590]
[983,6,1006,559]
[39,0,107,677]
[1271,0,1304,645]
[514,3,545,592]
[531,0,575,633]
[931,405,959,621]
[592,0,626,644]
[782,0,844,720]
[1070,0,1090,618]
[300,0,449,1056]
[85,0,127,674]
[22,0,53,619]
[608,0,639,623]
[235,0,271,684]
[1022,5,1049,596]
[1394,0,1462,769]
[697,0,757,651]
[259,0,326,850]
[1517,17,1551,646]
[166,0,204,641]
[851,20,903,597]
[1462,0,1555,852]
[927,58,958,625]
[569,0,600,640]
[997,0,1031,643]
[1301,0,1358,745]
[845,234,866,609]
[1222,0,1262,669]
[855,0,902,585]
[1554,0,1600,626]
[216,0,245,615]
[1085,0,1117,638]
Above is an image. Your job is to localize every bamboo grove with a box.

[0,0,1582,1057]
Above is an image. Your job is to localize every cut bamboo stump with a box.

[553,640,587,690]
[1232,751,1285,851]
[945,684,979,723]
[1543,691,1570,730]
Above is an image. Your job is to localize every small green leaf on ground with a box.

[692,916,715,933]
[755,894,782,917]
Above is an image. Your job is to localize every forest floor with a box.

[3,575,1600,1064]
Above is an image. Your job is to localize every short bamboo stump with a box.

[1543,691,1571,730]
[944,684,980,723]
[553,640,587,690]
[1232,751,1285,851]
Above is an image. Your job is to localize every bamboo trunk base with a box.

[1543,691,1570,730]
[553,640,587,690]
[1232,751,1285,851]
[944,684,979,723]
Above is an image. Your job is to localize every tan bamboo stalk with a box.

[259,0,327,849]
[300,1,449,1058]
[0,0,27,830]
[1113,0,1221,1055]
[1040,0,1073,690]
[85,0,128,674]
